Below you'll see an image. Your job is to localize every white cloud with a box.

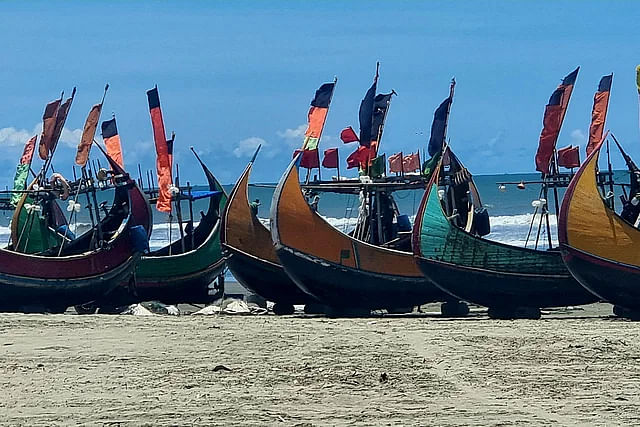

[570,129,586,146]
[277,124,306,139]
[60,127,83,147]
[277,124,306,147]
[233,136,268,158]
[0,123,83,148]
[0,127,35,147]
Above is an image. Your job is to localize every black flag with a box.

[428,97,452,156]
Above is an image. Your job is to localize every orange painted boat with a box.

[559,141,640,316]
[270,156,452,313]
[222,157,315,314]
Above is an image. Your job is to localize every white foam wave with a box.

[488,213,558,248]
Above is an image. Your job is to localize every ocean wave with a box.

[488,213,558,248]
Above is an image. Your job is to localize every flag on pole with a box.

[293,148,319,169]
[558,67,579,117]
[586,74,613,156]
[428,97,452,156]
[346,145,370,169]
[369,154,385,178]
[368,92,393,158]
[10,135,37,206]
[535,88,565,174]
[101,117,124,169]
[358,70,378,148]
[75,103,103,166]
[299,81,336,169]
[534,67,579,174]
[388,152,403,173]
[147,86,173,213]
[403,152,421,172]
[557,145,580,168]
[340,126,359,143]
[38,98,62,160]
[322,148,338,169]
[50,88,76,157]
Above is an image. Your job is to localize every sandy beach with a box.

[1,303,640,426]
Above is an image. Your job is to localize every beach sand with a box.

[2,302,640,425]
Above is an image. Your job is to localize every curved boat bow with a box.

[222,159,314,310]
[271,156,450,313]
[559,142,640,314]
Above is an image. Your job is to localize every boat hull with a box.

[105,257,226,306]
[416,254,596,309]
[277,246,449,310]
[0,254,138,313]
[226,246,313,304]
[561,244,640,310]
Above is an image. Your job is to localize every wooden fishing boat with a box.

[271,156,455,315]
[1,172,149,313]
[413,147,597,319]
[221,157,315,315]
[85,156,227,309]
[558,141,640,318]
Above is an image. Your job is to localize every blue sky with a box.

[1,1,639,185]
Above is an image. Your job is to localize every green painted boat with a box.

[413,147,597,318]
[127,157,228,305]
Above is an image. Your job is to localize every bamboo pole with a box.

[174,163,186,254]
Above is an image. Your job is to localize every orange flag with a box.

[147,86,173,213]
[586,74,613,156]
[75,103,103,166]
[101,117,124,169]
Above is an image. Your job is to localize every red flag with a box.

[557,145,580,169]
[403,152,421,172]
[147,86,173,213]
[340,126,359,143]
[388,152,403,173]
[534,67,579,174]
[19,135,38,165]
[346,145,369,169]
[293,148,320,169]
[535,88,565,174]
[301,149,320,169]
[322,148,338,168]
[38,98,61,160]
[586,74,613,156]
